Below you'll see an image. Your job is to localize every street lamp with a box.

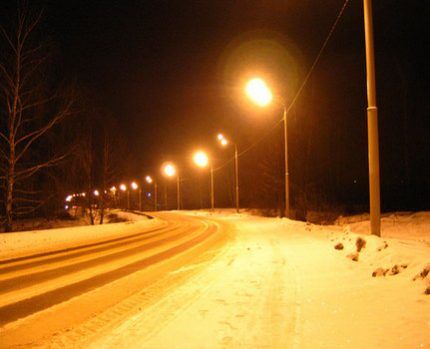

[245,78,273,107]
[145,175,158,211]
[162,162,180,210]
[119,183,127,210]
[245,77,290,218]
[217,133,240,213]
[193,150,214,210]
[110,186,118,208]
[130,181,139,211]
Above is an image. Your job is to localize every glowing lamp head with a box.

[220,138,228,147]
[145,175,153,184]
[245,78,273,107]
[110,186,117,193]
[217,133,224,141]
[93,190,100,196]
[65,195,73,202]
[163,163,176,177]
[193,151,209,168]
[120,184,127,192]
[131,181,138,190]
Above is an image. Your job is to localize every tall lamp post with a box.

[130,181,139,211]
[162,162,180,210]
[119,183,127,209]
[363,0,381,236]
[217,133,240,213]
[245,78,291,218]
[110,186,117,208]
[193,150,214,210]
[145,175,158,211]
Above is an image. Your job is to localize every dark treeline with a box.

[0,5,128,231]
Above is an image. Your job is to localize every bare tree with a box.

[0,8,73,231]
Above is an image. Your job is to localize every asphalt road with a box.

[0,212,229,347]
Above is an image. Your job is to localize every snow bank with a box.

[0,211,161,260]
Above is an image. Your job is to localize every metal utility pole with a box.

[164,184,167,210]
[210,165,215,210]
[138,188,142,211]
[283,106,290,218]
[154,182,158,211]
[234,144,240,213]
[176,175,181,210]
[127,190,130,211]
[363,0,381,236]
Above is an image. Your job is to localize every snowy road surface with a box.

[0,211,429,348]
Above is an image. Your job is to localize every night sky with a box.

[1,0,429,213]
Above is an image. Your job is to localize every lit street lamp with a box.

[245,77,290,218]
[217,133,240,213]
[162,162,180,210]
[193,150,214,210]
[130,181,138,210]
[119,183,127,210]
[110,186,118,208]
[145,175,158,211]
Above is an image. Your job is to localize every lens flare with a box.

[245,78,273,107]
[193,151,209,168]
[163,163,177,177]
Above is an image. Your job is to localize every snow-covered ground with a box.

[0,210,161,260]
[1,210,429,348]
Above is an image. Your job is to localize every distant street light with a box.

[119,184,127,209]
[110,186,118,208]
[146,175,158,211]
[93,190,100,197]
[217,133,240,213]
[127,181,142,210]
[193,150,209,168]
[162,162,180,210]
[193,150,214,210]
[245,77,289,218]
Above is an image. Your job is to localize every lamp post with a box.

[217,133,240,213]
[363,0,381,237]
[110,186,117,208]
[162,162,180,210]
[193,150,214,210]
[130,181,139,210]
[119,183,127,209]
[245,78,290,218]
[145,175,158,211]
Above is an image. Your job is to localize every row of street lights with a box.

[65,19,381,236]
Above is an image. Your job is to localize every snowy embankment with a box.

[0,211,162,260]
[1,210,429,348]
[80,210,430,349]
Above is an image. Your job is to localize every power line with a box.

[213,0,351,173]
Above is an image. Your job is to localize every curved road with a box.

[0,212,230,347]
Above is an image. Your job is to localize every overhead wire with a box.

[213,0,351,173]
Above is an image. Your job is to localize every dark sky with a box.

[2,0,429,211]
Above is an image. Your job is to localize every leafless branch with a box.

[15,152,68,181]
[0,26,17,54]
[15,106,71,162]
[0,131,9,144]
[13,197,42,203]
